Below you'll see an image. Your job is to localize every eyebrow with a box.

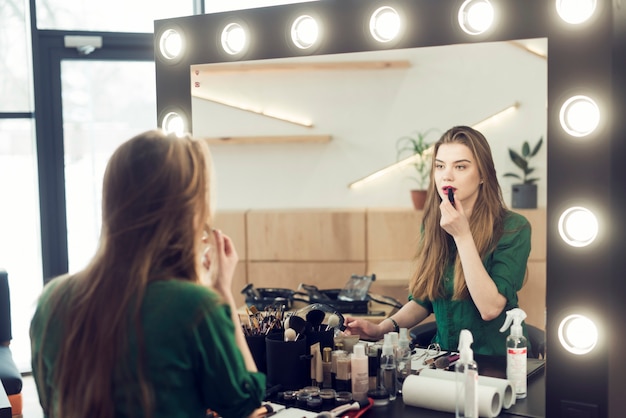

[435,158,473,164]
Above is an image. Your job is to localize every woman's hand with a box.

[343,316,384,341]
[439,196,471,239]
[202,229,239,297]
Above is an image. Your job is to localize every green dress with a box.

[30,279,265,418]
[412,210,532,356]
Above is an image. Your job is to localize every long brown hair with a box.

[409,126,507,301]
[36,130,214,418]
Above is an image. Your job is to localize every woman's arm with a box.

[344,301,430,341]
[206,229,258,372]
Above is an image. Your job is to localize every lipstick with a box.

[447,187,455,206]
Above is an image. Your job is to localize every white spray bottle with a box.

[499,308,528,399]
[455,329,478,418]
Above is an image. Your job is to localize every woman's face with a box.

[434,142,482,213]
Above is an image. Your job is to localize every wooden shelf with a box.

[204,135,331,144]
[193,60,411,74]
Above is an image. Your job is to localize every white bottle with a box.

[351,343,369,402]
[499,308,528,399]
[380,333,398,401]
[455,329,478,418]
[396,328,412,385]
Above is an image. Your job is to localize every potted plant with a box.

[503,136,544,209]
[396,129,438,209]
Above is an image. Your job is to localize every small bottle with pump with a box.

[396,328,412,390]
[499,308,528,399]
[351,343,369,402]
[455,329,478,418]
[379,333,398,401]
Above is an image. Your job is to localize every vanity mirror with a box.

[154,0,625,415]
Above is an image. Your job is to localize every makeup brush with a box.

[286,315,306,341]
[325,313,340,331]
[284,328,297,342]
[306,309,326,332]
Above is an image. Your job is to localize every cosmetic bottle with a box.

[335,352,352,392]
[379,333,398,401]
[322,347,333,389]
[455,329,478,418]
[499,308,528,399]
[351,343,369,402]
[396,328,412,390]
[367,344,380,391]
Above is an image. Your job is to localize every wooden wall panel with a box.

[518,261,546,330]
[366,209,422,261]
[247,209,366,261]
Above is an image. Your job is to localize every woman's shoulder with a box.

[147,280,222,309]
[504,210,531,229]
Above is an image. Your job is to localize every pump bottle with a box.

[396,328,412,389]
[379,333,398,401]
[455,329,478,418]
[351,343,369,402]
[499,308,528,399]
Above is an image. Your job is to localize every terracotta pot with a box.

[410,190,428,210]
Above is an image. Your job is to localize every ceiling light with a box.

[558,314,598,355]
[161,111,187,137]
[369,6,401,43]
[559,95,600,137]
[158,29,184,61]
[556,0,597,24]
[458,0,495,35]
[291,15,320,49]
[221,23,248,55]
[558,206,599,247]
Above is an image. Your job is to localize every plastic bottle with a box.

[455,329,478,418]
[379,333,398,401]
[351,343,369,402]
[499,308,528,399]
[396,328,412,388]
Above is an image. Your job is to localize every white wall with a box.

[192,39,547,210]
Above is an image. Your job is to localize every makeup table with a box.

[363,356,545,418]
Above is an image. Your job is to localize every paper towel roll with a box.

[420,368,515,409]
[402,374,502,418]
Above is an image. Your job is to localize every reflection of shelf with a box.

[194,60,411,74]
[204,135,331,144]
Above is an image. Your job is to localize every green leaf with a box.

[522,141,531,157]
[530,137,543,157]
[508,150,527,170]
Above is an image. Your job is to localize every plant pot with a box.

[411,190,428,210]
[511,184,537,209]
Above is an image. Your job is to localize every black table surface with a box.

[363,355,546,418]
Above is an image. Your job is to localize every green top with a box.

[411,210,531,356]
[30,279,266,418]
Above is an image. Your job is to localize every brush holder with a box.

[266,333,310,390]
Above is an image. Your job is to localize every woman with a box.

[345,126,531,356]
[30,130,265,418]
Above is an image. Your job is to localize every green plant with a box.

[504,136,544,184]
[395,129,438,190]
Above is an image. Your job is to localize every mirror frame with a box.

[154,1,625,415]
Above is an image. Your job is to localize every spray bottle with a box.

[455,329,478,418]
[499,308,528,399]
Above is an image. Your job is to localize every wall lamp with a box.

[157,27,185,62]
[556,0,598,24]
[160,109,188,137]
[458,0,495,35]
[369,6,402,43]
[559,95,600,137]
[291,14,320,49]
[221,22,249,56]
